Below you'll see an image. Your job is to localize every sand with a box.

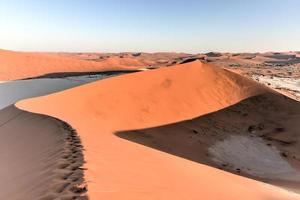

[117,91,300,193]
[0,106,86,199]
[0,49,142,80]
[17,61,300,199]
[56,52,191,68]
[209,135,300,181]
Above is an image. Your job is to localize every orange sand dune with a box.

[18,61,299,199]
[98,56,146,68]
[0,49,143,80]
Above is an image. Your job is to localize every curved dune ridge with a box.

[17,61,300,199]
[0,49,143,80]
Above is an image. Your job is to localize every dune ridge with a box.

[17,61,299,199]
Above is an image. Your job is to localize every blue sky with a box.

[0,0,299,53]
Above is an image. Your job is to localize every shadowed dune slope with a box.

[117,92,300,192]
[0,106,86,200]
[17,61,299,199]
[0,49,143,80]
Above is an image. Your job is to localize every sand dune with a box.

[0,49,142,80]
[0,106,86,199]
[57,52,191,67]
[17,61,299,199]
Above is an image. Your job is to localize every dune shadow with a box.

[116,92,300,191]
[22,70,139,80]
[0,105,88,199]
[0,70,134,110]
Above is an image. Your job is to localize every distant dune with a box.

[2,49,300,81]
[0,49,143,80]
[17,61,300,199]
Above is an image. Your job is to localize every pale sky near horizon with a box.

[0,0,299,53]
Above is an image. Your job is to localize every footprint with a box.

[51,181,70,193]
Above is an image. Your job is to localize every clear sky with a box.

[0,0,299,53]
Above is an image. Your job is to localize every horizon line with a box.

[1,48,299,55]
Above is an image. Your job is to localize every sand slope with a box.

[0,106,86,199]
[17,61,299,199]
[117,92,300,192]
[0,49,142,80]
